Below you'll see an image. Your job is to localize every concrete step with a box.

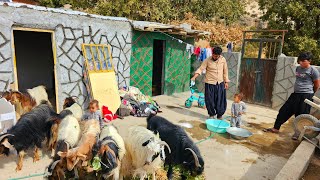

[275,139,319,180]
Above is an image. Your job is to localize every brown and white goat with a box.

[58,119,100,171]
[2,85,50,118]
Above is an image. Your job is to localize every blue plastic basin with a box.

[205,119,230,133]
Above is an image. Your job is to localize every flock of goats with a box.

[0,85,204,180]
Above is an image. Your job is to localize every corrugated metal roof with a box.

[0,2,129,22]
[131,20,211,37]
[0,2,211,37]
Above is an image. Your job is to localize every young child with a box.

[230,93,246,128]
[82,99,104,129]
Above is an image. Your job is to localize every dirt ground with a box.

[0,92,302,180]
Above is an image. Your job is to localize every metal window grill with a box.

[81,44,114,101]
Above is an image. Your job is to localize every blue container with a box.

[205,119,230,133]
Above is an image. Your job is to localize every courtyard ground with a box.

[0,92,305,180]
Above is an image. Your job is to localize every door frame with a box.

[11,27,59,112]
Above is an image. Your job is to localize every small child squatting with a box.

[230,93,246,128]
[81,100,105,129]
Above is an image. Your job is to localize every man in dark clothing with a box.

[191,47,229,119]
[264,52,320,139]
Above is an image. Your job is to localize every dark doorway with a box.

[152,40,166,96]
[13,30,56,108]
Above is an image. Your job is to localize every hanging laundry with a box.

[206,47,212,58]
[227,42,233,53]
[194,47,201,56]
[199,48,207,61]
[186,44,194,59]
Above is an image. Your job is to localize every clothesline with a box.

[155,30,192,46]
[155,30,216,61]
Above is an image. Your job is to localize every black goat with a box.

[0,102,58,171]
[146,114,204,180]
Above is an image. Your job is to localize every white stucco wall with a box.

[0,3,132,110]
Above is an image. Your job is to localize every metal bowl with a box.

[227,127,253,140]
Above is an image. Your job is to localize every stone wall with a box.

[0,4,132,110]
[272,56,320,114]
[271,56,297,110]
[223,52,241,99]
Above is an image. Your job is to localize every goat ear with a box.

[57,151,67,158]
[2,139,13,149]
[77,152,87,161]
[142,140,151,146]
[66,157,78,171]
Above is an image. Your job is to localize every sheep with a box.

[91,125,126,180]
[48,97,83,155]
[45,109,81,180]
[146,114,204,180]
[58,119,100,171]
[120,126,171,180]
[0,102,58,171]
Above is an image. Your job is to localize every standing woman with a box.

[191,46,230,119]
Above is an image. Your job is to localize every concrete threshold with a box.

[274,139,318,180]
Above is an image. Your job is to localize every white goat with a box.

[46,111,81,179]
[50,111,82,157]
[120,126,170,180]
[27,85,50,106]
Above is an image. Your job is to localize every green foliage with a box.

[259,0,320,64]
[37,0,246,25]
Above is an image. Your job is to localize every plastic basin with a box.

[205,119,230,133]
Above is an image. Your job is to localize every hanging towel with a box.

[206,48,212,58]
[199,48,207,61]
[186,44,194,59]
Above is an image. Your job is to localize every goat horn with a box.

[49,160,60,171]
[66,141,70,151]
[102,140,119,148]
[185,148,201,168]
[159,141,171,153]
[71,96,79,100]
[0,134,14,142]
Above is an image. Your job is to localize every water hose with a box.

[8,173,45,180]
[195,116,231,145]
